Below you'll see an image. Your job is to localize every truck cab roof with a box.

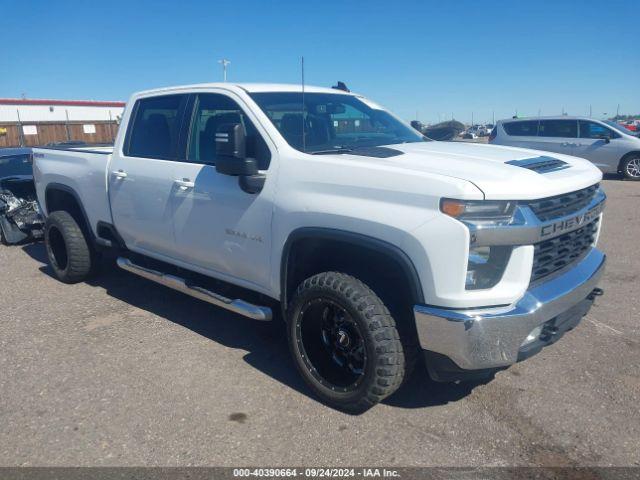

[134,83,353,97]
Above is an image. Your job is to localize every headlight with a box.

[466,246,512,290]
[440,198,515,223]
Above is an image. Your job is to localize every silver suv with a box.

[489,116,640,180]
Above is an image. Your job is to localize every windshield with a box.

[249,92,427,153]
[603,120,635,135]
[0,154,33,179]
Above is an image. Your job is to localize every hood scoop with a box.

[506,156,570,174]
[350,146,404,158]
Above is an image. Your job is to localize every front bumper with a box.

[414,248,605,380]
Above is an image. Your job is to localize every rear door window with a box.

[503,121,539,136]
[126,94,189,160]
[538,120,578,138]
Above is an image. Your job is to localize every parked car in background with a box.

[489,116,640,180]
[0,148,43,244]
[621,120,638,132]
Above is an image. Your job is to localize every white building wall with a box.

[0,104,125,123]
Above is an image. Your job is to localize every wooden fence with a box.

[0,121,119,148]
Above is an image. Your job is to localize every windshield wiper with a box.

[309,147,353,155]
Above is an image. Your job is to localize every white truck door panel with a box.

[171,163,273,287]
[169,91,274,289]
[108,93,190,258]
[108,156,177,256]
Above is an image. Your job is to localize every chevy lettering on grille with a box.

[540,202,604,239]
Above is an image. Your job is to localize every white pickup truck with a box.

[32,83,606,412]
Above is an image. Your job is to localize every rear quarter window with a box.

[503,121,539,136]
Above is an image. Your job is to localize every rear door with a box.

[108,94,189,258]
[169,91,275,289]
[574,120,621,172]
[535,119,578,155]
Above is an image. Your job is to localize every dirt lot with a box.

[0,178,638,467]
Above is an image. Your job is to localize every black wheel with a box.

[287,272,405,412]
[621,155,640,180]
[44,210,92,283]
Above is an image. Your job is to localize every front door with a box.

[574,120,621,172]
[108,94,189,259]
[170,92,275,290]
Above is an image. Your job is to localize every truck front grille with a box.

[531,218,599,283]
[527,184,599,221]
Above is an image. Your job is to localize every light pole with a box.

[218,59,231,82]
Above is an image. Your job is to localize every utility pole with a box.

[589,105,592,118]
[218,59,231,82]
[616,104,620,119]
[471,112,474,126]
[492,110,495,124]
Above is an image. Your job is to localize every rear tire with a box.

[287,272,406,413]
[621,155,640,180]
[44,210,92,283]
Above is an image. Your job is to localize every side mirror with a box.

[596,134,610,144]
[215,123,257,176]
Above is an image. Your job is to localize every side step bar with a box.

[116,257,272,321]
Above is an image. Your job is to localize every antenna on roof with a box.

[332,81,350,92]
[301,56,306,152]
[218,59,231,82]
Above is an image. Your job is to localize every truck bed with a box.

[32,145,114,237]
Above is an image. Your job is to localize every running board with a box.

[116,257,272,321]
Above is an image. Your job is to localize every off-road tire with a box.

[44,210,92,283]
[287,272,406,413]
[621,155,640,181]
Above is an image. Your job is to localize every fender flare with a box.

[44,182,96,241]
[280,227,425,307]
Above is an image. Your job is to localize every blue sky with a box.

[1,0,638,124]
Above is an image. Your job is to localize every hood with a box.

[345,142,603,200]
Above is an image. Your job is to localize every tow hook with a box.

[588,288,604,300]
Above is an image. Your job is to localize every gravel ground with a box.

[0,178,638,467]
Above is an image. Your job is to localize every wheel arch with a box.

[280,227,424,313]
[618,150,640,172]
[44,183,95,242]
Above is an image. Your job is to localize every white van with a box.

[490,116,640,180]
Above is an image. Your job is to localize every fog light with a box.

[521,325,543,346]
[466,246,512,290]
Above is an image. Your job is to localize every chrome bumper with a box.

[414,248,606,371]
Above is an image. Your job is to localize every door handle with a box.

[174,178,195,191]
[112,169,128,179]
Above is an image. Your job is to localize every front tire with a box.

[44,210,92,283]
[621,155,640,181]
[287,272,406,412]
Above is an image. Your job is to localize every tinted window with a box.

[503,121,539,136]
[126,94,188,159]
[579,121,619,139]
[187,94,271,169]
[249,92,425,153]
[538,120,577,138]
